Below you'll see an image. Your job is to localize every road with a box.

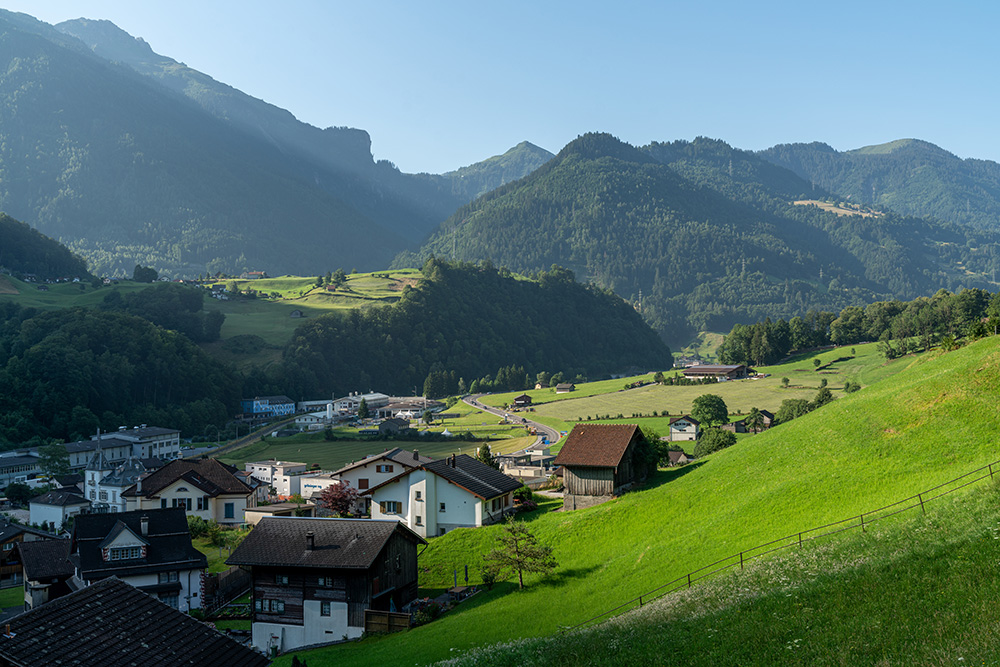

[463,394,561,450]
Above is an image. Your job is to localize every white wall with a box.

[252,601,362,654]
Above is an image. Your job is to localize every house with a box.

[554,424,647,510]
[0,577,269,666]
[681,364,749,380]
[555,383,576,393]
[666,450,692,466]
[666,415,700,441]
[366,454,523,537]
[240,270,269,280]
[245,460,309,499]
[226,517,426,654]
[290,309,305,318]
[374,398,444,420]
[721,409,775,434]
[70,508,207,611]
[83,447,157,513]
[123,459,255,525]
[534,382,548,390]
[28,490,89,531]
[330,448,435,497]
[513,393,533,407]
[17,539,74,609]
[241,395,297,420]
[0,519,58,589]
[378,418,409,436]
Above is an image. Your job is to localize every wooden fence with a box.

[201,566,252,614]
[565,457,1000,633]
[364,610,411,634]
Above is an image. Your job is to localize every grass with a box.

[443,483,1000,666]
[0,585,22,609]
[0,276,149,309]
[193,536,239,574]
[276,336,1000,666]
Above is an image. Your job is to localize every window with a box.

[376,464,393,473]
[276,574,289,585]
[160,499,167,509]
[320,601,331,616]
[2,543,13,551]
[439,502,446,513]
[415,515,423,526]
[107,546,143,561]
[255,599,285,614]
[379,501,401,514]
[414,490,422,501]
[90,490,96,500]
[159,593,179,609]
[172,498,192,511]
[318,576,333,587]
[224,503,235,519]
[158,571,179,584]
[358,478,369,490]
[197,496,209,511]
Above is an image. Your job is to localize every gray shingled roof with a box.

[29,489,89,507]
[18,539,73,581]
[421,454,523,500]
[0,577,269,666]
[226,517,425,569]
[333,448,434,476]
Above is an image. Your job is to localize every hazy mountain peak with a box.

[56,18,160,65]
[848,138,954,158]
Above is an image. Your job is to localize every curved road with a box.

[463,394,561,450]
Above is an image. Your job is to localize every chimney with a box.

[450,454,456,468]
[306,531,315,551]
[140,516,149,537]
[413,450,419,460]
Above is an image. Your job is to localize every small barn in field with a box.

[554,424,645,510]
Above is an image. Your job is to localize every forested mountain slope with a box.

[0,213,90,280]
[402,133,997,343]
[759,138,1000,231]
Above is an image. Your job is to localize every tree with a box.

[318,482,359,517]
[357,398,369,420]
[132,264,158,283]
[813,358,821,369]
[819,378,828,389]
[693,427,736,458]
[422,409,434,425]
[38,444,70,477]
[781,377,790,388]
[482,517,557,590]
[653,371,665,384]
[844,380,861,393]
[744,407,765,434]
[811,386,834,409]
[691,394,729,427]
[476,444,500,470]
[774,398,812,424]
[4,482,34,506]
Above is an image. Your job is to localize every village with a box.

[0,362,770,662]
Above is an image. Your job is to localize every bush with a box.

[693,428,737,458]
[513,485,533,502]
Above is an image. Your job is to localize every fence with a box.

[364,610,411,634]
[201,566,252,614]
[564,457,1000,633]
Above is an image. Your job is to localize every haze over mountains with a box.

[2,10,1000,345]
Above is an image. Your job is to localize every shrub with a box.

[693,428,737,458]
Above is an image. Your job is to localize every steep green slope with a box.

[404,133,995,343]
[759,138,1000,231]
[0,212,90,280]
[442,141,554,201]
[285,335,1000,665]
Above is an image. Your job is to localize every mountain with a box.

[401,133,998,343]
[0,213,90,280]
[0,12,546,278]
[758,139,1000,230]
[442,141,555,201]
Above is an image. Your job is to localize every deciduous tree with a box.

[691,394,729,427]
[482,517,557,590]
[318,482,359,517]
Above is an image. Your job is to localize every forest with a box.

[0,213,90,280]
[260,259,672,400]
[716,288,998,366]
[402,134,999,345]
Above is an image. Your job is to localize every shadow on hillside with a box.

[541,565,600,589]
[640,462,706,492]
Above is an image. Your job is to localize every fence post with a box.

[860,513,865,533]
[687,573,691,589]
[918,493,925,515]
[740,552,744,571]
[990,464,994,480]
[798,532,802,546]
[639,595,643,607]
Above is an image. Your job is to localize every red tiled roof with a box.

[554,424,640,468]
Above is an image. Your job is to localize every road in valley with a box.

[463,394,561,449]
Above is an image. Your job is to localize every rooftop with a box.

[554,424,642,468]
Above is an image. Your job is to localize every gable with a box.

[100,525,148,550]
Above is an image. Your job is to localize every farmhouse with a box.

[555,383,576,393]
[681,364,748,380]
[513,393,533,407]
[554,423,647,510]
[722,409,776,433]
[366,454,522,537]
[0,519,58,589]
[666,415,700,441]
[226,517,426,654]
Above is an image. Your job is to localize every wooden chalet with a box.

[554,424,646,510]
[226,517,426,655]
[681,364,748,380]
[513,393,532,407]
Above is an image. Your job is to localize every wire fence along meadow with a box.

[564,458,1000,633]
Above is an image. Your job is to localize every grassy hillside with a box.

[280,335,1000,665]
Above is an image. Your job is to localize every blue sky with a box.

[1,1,996,174]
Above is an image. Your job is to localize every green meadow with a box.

[277,336,1000,666]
